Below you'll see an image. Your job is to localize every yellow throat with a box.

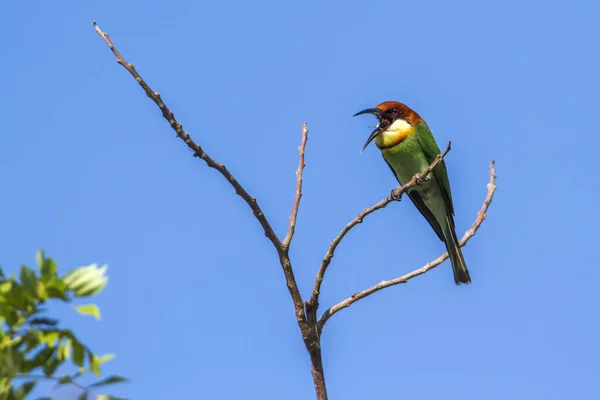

[375,119,415,149]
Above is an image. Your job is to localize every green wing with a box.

[383,158,445,241]
[415,122,455,215]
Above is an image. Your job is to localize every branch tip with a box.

[311,143,453,307]
[282,123,309,248]
[317,158,497,331]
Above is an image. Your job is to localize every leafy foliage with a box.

[0,251,127,399]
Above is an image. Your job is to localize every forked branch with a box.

[317,161,497,331]
[92,21,309,326]
[310,143,452,309]
[94,21,496,400]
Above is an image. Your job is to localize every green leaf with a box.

[89,352,100,377]
[29,346,55,370]
[0,279,12,294]
[75,304,101,320]
[1,345,23,377]
[22,332,41,353]
[0,305,18,327]
[38,331,59,347]
[0,266,4,278]
[36,250,45,271]
[35,280,48,300]
[42,356,61,377]
[57,375,73,385]
[89,375,128,388]
[72,339,84,367]
[19,265,37,298]
[44,276,68,300]
[46,286,68,301]
[59,338,72,361]
[77,392,88,400]
[7,283,34,312]
[29,317,58,327]
[11,380,36,399]
[96,353,116,366]
[37,250,58,282]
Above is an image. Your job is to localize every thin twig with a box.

[282,123,308,249]
[309,142,452,309]
[92,22,308,327]
[317,161,497,331]
[93,22,280,249]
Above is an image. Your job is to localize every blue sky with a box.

[1,0,599,399]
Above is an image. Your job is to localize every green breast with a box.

[381,134,430,185]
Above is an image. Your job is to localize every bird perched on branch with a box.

[354,101,471,284]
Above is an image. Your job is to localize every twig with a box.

[309,142,452,309]
[282,123,308,249]
[92,22,280,249]
[92,22,308,327]
[317,160,497,331]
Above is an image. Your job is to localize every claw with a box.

[415,173,430,185]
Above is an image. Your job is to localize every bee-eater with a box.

[354,101,471,284]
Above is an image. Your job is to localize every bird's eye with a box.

[391,108,400,115]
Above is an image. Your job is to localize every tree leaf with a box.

[29,346,55,370]
[75,304,101,320]
[57,375,73,385]
[46,286,68,301]
[42,356,61,377]
[97,353,116,366]
[19,265,37,298]
[89,375,128,388]
[7,283,33,312]
[37,251,58,282]
[89,352,100,377]
[36,250,45,271]
[29,317,58,327]
[11,380,36,399]
[38,331,59,347]
[22,332,41,353]
[1,345,23,377]
[0,305,18,327]
[0,279,12,294]
[60,338,72,361]
[72,339,84,367]
[35,280,48,300]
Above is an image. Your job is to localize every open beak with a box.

[353,108,383,152]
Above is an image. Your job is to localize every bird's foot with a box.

[390,188,402,201]
[414,173,430,185]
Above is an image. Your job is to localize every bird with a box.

[354,101,471,284]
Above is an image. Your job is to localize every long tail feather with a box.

[444,214,471,285]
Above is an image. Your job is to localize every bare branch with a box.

[92,22,309,327]
[282,123,308,249]
[317,160,497,331]
[310,142,452,308]
[93,22,281,249]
